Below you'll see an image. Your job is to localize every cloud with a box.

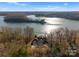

[37,6,59,11]
[64,3,68,6]
[0,3,60,11]
[7,2,27,6]
[0,8,8,11]
[50,6,59,9]
[21,4,26,6]
[7,2,19,5]
[47,5,53,7]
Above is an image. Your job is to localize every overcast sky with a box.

[0,2,79,11]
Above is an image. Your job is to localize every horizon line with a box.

[0,10,79,12]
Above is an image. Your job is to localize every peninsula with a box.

[4,13,46,24]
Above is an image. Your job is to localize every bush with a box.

[11,46,28,57]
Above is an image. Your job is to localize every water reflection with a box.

[45,17,63,24]
[42,25,60,34]
[42,17,63,33]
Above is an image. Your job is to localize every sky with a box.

[0,2,79,11]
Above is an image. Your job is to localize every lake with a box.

[0,16,79,34]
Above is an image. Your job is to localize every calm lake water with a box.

[0,16,79,34]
